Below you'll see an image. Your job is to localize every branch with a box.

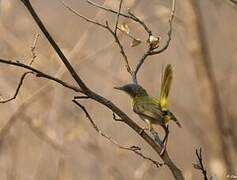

[193,148,208,180]
[132,0,176,83]
[0,71,33,103]
[87,0,152,35]
[21,0,90,93]
[29,33,39,65]
[132,49,150,83]
[0,58,82,93]
[72,99,163,168]
[61,1,133,75]
[61,1,107,29]
[20,1,184,179]
[114,0,123,34]
[148,0,176,55]
[127,9,152,36]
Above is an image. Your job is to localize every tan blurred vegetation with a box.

[0,0,237,179]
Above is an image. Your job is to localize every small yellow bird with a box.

[114,64,181,154]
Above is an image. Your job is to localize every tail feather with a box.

[168,111,182,128]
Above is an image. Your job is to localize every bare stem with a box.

[87,0,152,35]
[72,99,163,168]
[29,33,40,65]
[0,58,82,93]
[0,71,33,103]
[193,148,208,180]
[114,0,123,34]
[18,1,184,179]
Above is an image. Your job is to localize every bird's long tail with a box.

[168,111,182,128]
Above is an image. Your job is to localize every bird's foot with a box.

[139,127,149,135]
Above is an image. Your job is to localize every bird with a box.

[114,64,181,155]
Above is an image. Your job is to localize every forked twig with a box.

[87,0,152,35]
[193,148,209,180]
[17,1,184,179]
[132,0,176,83]
[61,1,132,75]
[72,99,163,168]
[0,58,82,93]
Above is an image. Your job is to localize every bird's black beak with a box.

[114,86,124,91]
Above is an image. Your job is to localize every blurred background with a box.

[0,0,236,179]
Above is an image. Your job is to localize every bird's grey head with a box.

[114,84,148,97]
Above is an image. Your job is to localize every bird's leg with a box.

[160,125,169,156]
[139,118,153,135]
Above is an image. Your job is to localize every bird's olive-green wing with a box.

[159,64,173,110]
[133,100,164,124]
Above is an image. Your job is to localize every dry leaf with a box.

[130,38,141,47]
[119,23,130,34]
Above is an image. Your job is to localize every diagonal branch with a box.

[87,0,152,36]
[114,0,123,34]
[19,1,184,179]
[0,71,33,103]
[72,99,163,168]
[21,0,90,92]
[61,1,132,75]
[132,49,150,83]
[148,0,176,55]
[127,9,152,36]
[61,1,107,29]
[132,0,176,83]
[0,58,82,93]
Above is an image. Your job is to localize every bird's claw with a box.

[139,127,149,135]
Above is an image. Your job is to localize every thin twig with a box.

[132,50,150,83]
[29,33,40,66]
[0,71,33,103]
[132,0,176,83]
[61,1,133,76]
[0,58,82,93]
[74,95,90,99]
[20,1,184,179]
[114,0,123,34]
[148,0,176,55]
[87,0,152,35]
[193,148,208,180]
[127,9,152,36]
[21,0,90,92]
[72,99,163,168]
[61,1,107,29]
[105,21,133,75]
